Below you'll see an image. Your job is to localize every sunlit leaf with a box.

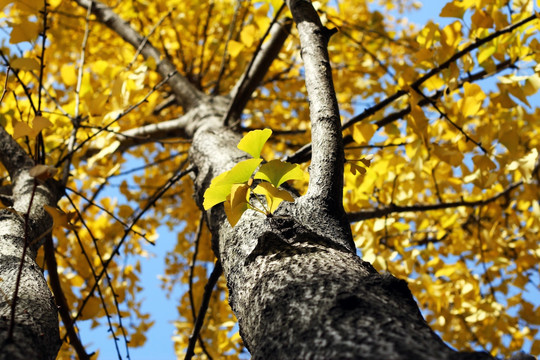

[253,181,294,213]
[44,205,76,230]
[254,159,305,187]
[29,165,57,180]
[237,129,272,159]
[203,158,262,209]
[228,40,243,57]
[507,148,539,182]
[439,1,465,19]
[60,65,78,86]
[352,123,377,145]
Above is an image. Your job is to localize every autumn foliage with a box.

[0,0,539,358]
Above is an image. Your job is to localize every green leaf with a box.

[237,128,272,158]
[253,182,294,213]
[254,159,305,187]
[203,158,262,210]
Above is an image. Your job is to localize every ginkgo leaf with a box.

[12,116,52,139]
[32,116,53,133]
[253,181,294,213]
[213,158,263,185]
[29,164,57,180]
[462,82,486,117]
[9,21,40,44]
[254,159,305,187]
[352,123,377,144]
[506,148,539,183]
[223,184,251,226]
[12,120,34,139]
[229,183,250,209]
[60,65,78,86]
[439,1,465,19]
[240,24,258,48]
[10,57,40,71]
[237,129,272,159]
[349,162,366,176]
[228,40,243,57]
[78,296,102,320]
[44,205,76,230]
[203,158,262,209]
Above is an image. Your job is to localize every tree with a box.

[0,0,538,359]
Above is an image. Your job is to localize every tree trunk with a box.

[0,128,61,360]
[185,1,498,359]
[187,116,495,360]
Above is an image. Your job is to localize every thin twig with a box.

[187,214,213,359]
[348,181,523,222]
[184,260,223,360]
[44,236,91,360]
[411,85,487,154]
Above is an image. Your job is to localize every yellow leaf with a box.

[237,129,272,159]
[228,40,243,57]
[44,205,76,230]
[10,57,40,71]
[78,296,102,320]
[471,9,494,29]
[253,182,293,213]
[240,24,258,48]
[348,162,366,176]
[352,123,377,145]
[507,148,539,183]
[224,185,250,227]
[461,82,486,117]
[432,143,464,167]
[9,21,40,44]
[60,65,78,86]
[439,1,465,19]
[12,120,34,139]
[229,183,250,210]
[254,159,305,187]
[32,115,52,133]
[203,158,263,209]
[29,165,57,180]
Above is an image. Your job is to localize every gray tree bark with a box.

[0,127,61,360]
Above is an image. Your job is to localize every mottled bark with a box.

[0,127,61,360]
[186,1,500,359]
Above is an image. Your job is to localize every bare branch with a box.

[185,260,223,360]
[348,181,523,223]
[224,12,292,125]
[73,0,205,110]
[287,0,344,207]
[44,236,91,360]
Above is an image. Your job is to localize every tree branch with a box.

[0,126,35,179]
[73,0,205,110]
[287,0,344,207]
[44,236,91,360]
[185,260,223,360]
[284,14,538,164]
[348,181,523,222]
[223,12,292,125]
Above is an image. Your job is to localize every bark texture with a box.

[0,127,61,360]
[188,122,496,360]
